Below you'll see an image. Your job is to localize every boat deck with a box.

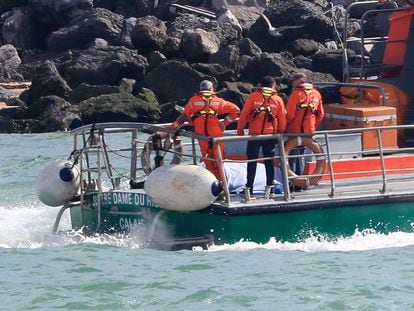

[210,171,414,214]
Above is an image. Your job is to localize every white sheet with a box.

[223,162,284,193]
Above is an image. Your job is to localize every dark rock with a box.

[92,0,111,10]
[27,95,80,132]
[46,8,123,51]
[27,94,68,117]
[248,0,336,53]
[0,86,15,103]
[28,0,93,29]
[293,55,312,69]
[17,50,68,80]
[287,38,320,57]
[191,63,235,83]
[118,78,136,94]
[114,0,153,18]
[136,88,159,106]
[216,88,246,108]
[144,60,210,102]
[59,45,148,86]
[311,50,346,81]
[145,51,167,71]
[168,13,239,48]
[131,15,169,54]
[238,38,262,57]
[162,37,182,58]
[0,117,36,133]
[26,60,72,105]
[240,52,296,84]
[222,81,254,94]
[237,54,252,72]
[181,29,220,62]
[119,17,137,49]
[0,44,23,81]
[0,0,400,132]
[77,92,160,124]
[226,5,264,34]
[0,0,28,13]
[86,38,109,49]
[159,101,183,123]
[7,97,25,107]
[68,83,122,103]
[209,45,239,71]
[2,7,45,50]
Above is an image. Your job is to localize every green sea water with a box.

[1,133,414,310]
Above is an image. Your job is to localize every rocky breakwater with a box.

[0,0,391,133]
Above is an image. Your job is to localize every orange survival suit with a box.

[286,83,324,133]
[171,90,239,180]
[237,87,286,135]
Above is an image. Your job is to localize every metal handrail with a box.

[342,0,401,81]
[359,6,407,79]
[69,122,414,206]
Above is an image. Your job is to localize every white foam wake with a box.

[206,229,414,252]
[2,204,414,252]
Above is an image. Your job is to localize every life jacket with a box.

[295,83,318,114]
[251,87,277,133]
[190,91,218,118]
[189,91,221,136]
[286,83,322,133]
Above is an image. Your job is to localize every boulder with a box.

[2,6,45,50]
[28,0,93,28]
[46,8,123,51]
[209,44,239,70]
[238,38,262,57]
[191,63,235,83]
[311,50,347,81]
[26,60,71,105]
[0,0,28,13]
[26,96,80,132]
[240,52,296,84]
[131,15,169,54]
[113,0,153,18]
[119,17,137,49]
[59,45,148,86]
[0,44,23,81]
[144,60,211,102]
[145,51,167,71]
[77,92,160,124]
[181,29,220,62]
[168,13,239,48]
[68,83,123,103]
[248,0,336,53]
[287,38,320,57]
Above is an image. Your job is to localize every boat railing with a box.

[342,0,408,81]
[69,122,414,209]
[213,124,414,203]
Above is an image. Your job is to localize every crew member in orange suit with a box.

[286,73,325,178]
[237,76,286,194]
[170,80,240,180]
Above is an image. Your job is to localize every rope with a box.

[69,123,96,168]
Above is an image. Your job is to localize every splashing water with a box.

[2,201,414,252]
[207,229,414,252]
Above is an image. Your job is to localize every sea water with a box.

[1,133,414,310]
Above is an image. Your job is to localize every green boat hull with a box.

[69,192,414,245]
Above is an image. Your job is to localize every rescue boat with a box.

[37,1,414,250]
